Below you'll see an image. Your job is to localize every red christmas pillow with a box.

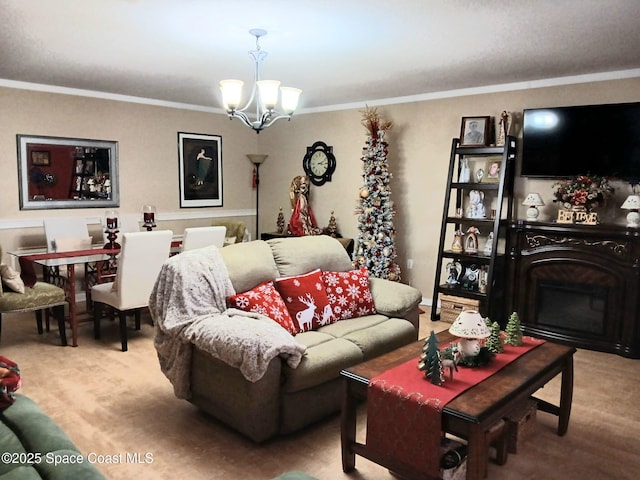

[227,281,297,335]
[275,269,336,333]
[322,267,377,321]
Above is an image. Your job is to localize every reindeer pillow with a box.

[275,269,336,333]
[227,281,297,335]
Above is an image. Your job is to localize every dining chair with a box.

[0,245,68,346]
[43,217,91,252]
[91,230,173,351]
[181,226,227,252]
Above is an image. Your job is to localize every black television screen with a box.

[521,102,640,180]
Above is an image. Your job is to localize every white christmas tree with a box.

[353,107,401,281]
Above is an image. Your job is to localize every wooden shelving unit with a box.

[430,136,517,323]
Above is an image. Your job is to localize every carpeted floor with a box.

[1,308,639,479]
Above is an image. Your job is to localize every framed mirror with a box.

[17,134,119,210]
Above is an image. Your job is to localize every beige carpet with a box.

[1,309,639,480]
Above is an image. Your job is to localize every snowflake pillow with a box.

[274,269,336,333]
[322,267,377,321]
[227,281,297,335]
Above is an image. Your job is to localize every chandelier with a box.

[220,29,302,134]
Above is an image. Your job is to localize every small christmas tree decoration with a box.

[505,311,523,346]
[276,207,285,234]
[486,321,504,354]
[326,210,338,237]
[418,331,445,385]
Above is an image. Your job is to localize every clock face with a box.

[310,151,329,176]
[303,141,336,186]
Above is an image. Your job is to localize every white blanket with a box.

[149,246,306,399]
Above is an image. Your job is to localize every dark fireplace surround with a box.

[507,221,640,358]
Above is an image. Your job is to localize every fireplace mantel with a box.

[506,220,640,358]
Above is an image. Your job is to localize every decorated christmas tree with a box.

[418,330,444,385]
[353,107,401,281]
[505,312,523,346]
[486,321,504,354]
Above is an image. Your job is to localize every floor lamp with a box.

[247,154,268,239]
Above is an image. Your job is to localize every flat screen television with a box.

[521,102,640,179]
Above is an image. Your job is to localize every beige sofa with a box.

[179,235,422,442]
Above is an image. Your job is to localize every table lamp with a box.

[621,194,640,228]
[449,310,491,357]
[142,204,156,231]
[522,193,544,221]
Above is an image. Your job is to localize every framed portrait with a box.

[460,116,490,147]
[178,132,223,208]
[31,150,51,166]
[484,157,502,183]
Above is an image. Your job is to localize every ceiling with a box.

[1,0,640,112]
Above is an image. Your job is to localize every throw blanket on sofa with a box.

[150,245,306,399]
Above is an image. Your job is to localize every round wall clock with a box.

[303,141,336,186]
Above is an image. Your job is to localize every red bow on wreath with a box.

[0,356,21,410]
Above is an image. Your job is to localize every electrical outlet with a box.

[407,259,414,270]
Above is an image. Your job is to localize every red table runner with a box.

[366,337,544,478]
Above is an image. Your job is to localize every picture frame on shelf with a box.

[30,150,51,166]
[460,116,490,147]
[484,157,502,183]
[178,132,223,208]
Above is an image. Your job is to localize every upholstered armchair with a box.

[0,245,67,346]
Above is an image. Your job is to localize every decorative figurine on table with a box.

[325,211,339,237]
[441,346,461,381]
[504,312,524,346]
[486,321,504,354]
[418,331,445,385]
[288,175,323,236]
[276,207,285,234]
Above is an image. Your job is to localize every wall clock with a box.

[302,141,336,186]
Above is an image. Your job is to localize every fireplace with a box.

[507,221,640,358]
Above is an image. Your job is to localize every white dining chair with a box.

[180,226,227,252]
[43,217,91,252]
[91,230,173,351]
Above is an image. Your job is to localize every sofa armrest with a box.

[369,277,422,335]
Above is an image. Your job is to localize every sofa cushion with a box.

[281,337,363,393]
[318,315,416,359]
[267,236,353,277]
[227,281,297,334]
[322,267,376,321]
[219,240,279,293]
[275,270,335,332]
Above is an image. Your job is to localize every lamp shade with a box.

[449,310,491,339]
[246,154,268,165]
[621,194,640,209]
[522,192,545,206]
[220,79,244,110]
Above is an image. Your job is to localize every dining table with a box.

[10,240,182,347]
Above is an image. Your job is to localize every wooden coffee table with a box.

[340,331,576,480]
